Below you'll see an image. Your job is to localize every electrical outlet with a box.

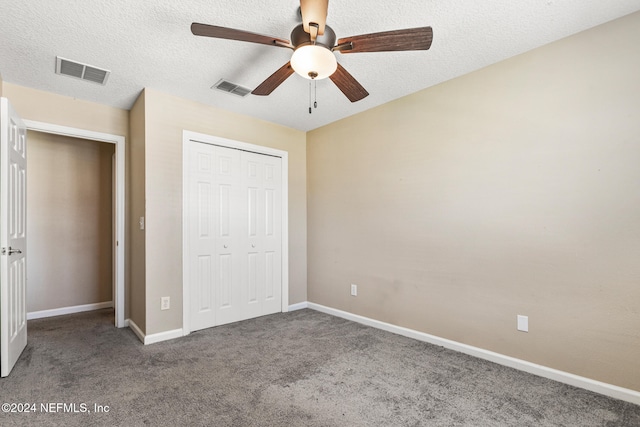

[350,284,357,297]
[517,315,528,332]
[139,216,145,230]
[161,296,170,310]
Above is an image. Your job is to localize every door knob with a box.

[223,245,228,249]
[251,244,255,248]
[1,246,22,255]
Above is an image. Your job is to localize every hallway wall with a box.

[27,131,115,312]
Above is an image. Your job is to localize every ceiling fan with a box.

[191,0,433,103]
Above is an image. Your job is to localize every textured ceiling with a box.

[1,1,639,131]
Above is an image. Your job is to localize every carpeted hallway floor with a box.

[0,308,638,426]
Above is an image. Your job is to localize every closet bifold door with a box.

[186,141,282,332]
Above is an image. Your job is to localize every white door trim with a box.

[182,130,289,335]
[22,120,126,328]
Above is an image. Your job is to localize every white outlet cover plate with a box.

[517,315,529,332]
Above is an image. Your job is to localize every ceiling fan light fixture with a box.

[290,45,337,80]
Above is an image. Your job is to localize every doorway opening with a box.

[26,131,115,320]
[23,120,126,328]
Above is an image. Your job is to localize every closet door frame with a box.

[181,130,289,335]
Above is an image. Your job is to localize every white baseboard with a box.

[127,318,183,346]
[145,328,183,345]
[307,302,640,406]
[127,318,145,343]
[288,301,309,311]
[27,301,113,320]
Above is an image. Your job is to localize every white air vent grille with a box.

[56,57,110,85]
[212,79,252,97]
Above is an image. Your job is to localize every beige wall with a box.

[27,131,114,312]
[307,12,640,392]
[142,88,307,335]
[129,91,146,331]
[3,83,128,136]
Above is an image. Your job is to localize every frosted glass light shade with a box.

[290,45,337,80]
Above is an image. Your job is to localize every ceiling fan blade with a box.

[329,63,369,102]
[252,62,295,96]
[300,0,328,36]
[337,27,433,53]
[191,23,292,48]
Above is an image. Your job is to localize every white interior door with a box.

[186,140,282,332]
[187,142,242,330]
[187,141,216,331]
[0,98,28,377]
[241,152,282,321]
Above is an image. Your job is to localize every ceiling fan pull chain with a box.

[309,81,312,114]
[314,80,318,109]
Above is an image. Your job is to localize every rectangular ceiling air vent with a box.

[212,79,252,97]
[55,56,110,85]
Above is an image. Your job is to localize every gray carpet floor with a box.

[0,308,638,426]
